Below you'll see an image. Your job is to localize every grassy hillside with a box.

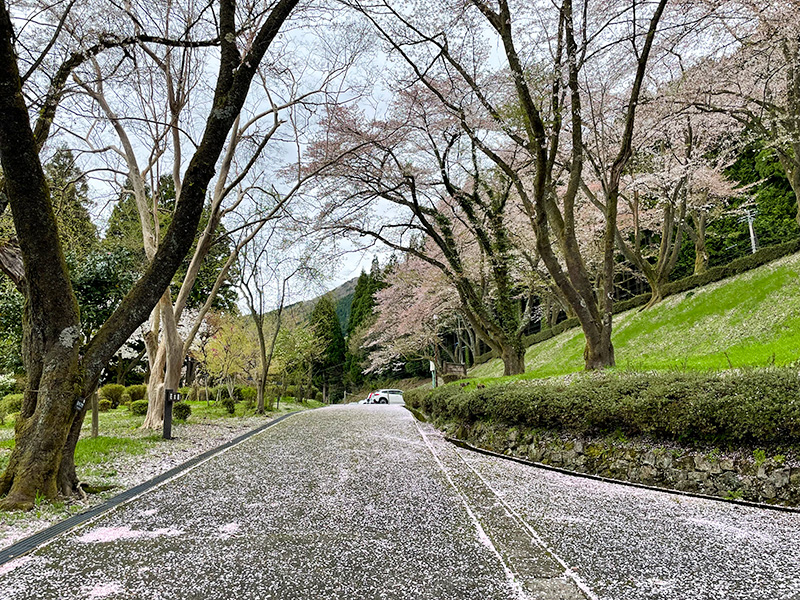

[470,251,800,380]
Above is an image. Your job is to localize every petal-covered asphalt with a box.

[454,443,800,600]
[1,406,797,600]
[0,407,543,600]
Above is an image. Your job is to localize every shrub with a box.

[241,387,257,408]
[98,399,112,412]
[126,384,147,402]
[119,392,132,406]
[1,393,23,415]
[99,384,126,409]
[172,401,191,421]
[130,399,149,416]
[315,391,324,401]
[220,396,236,415]
[406,368,800,448]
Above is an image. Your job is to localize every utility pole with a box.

[432,314,439,388]
[741,209,758,254]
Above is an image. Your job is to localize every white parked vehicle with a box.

[369,389,404,405]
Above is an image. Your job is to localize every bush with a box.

[405,368,800,448]
[1,393,23,414]
[240,387,257,408]
[315,391,324,401]
[98,399,112,412]
[99,384,126,409]
[130,399,149,416]
[220,396,236,415]
[126,384,147,402]
[172,401,191,421]
[119,392,132,406]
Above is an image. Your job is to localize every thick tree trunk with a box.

[694,240,708,275]
[500,345,526,376]
[143,294,183,429]
[583,326,615,370]
[58,400,89,496]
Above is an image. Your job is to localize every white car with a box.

[369,389,404,405]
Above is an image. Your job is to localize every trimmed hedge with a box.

[126,384,147,402]
[99,384,126,408]
[473,239,800,365]
[98,399,112,412]
[172,401,191,421]
[130,399,149,416]
[405,368,800,447]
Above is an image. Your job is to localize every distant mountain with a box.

[282,276,359,333]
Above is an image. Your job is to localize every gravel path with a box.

[2,406,796,600]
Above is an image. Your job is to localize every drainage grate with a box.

[0,411,299,565]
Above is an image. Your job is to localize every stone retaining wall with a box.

[441,421,800,506]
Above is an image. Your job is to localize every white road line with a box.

[412,419,532,600]
[453,445,601,600]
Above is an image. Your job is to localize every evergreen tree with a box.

[44,146,98,258]
[347,271,373,336]
[309,295,346,401]
[103,175,238,311]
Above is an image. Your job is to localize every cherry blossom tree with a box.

[363,254,460,374]
[686,0,800,226]
[583,96,741,305]
[308,87,538,375]
[341,0,671,369]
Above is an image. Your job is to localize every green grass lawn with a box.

[470,251,800,381]
[0,396,324,476]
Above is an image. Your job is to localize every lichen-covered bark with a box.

[0,0,300,509]
[0,0,83,508]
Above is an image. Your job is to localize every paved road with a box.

[1,406,798,600]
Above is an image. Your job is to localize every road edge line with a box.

[446,436,800,514]
[0,411,302,566]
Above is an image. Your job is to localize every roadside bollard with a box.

[163,388,180,440]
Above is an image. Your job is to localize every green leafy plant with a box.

[724,489,744,500]
[172,401,191,422]
[98,399,112,412]
[129,399,149,416]
[220,396,236,415]
[0,393,22,415]
[125,384,147,402]
[99,384,126,408]
[753,449,767,466]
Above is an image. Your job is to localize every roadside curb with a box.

[445,436,800,514]
[0,411,300,566]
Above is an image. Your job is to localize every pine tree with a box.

[309,295,346,401]
[44,146,97,258]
